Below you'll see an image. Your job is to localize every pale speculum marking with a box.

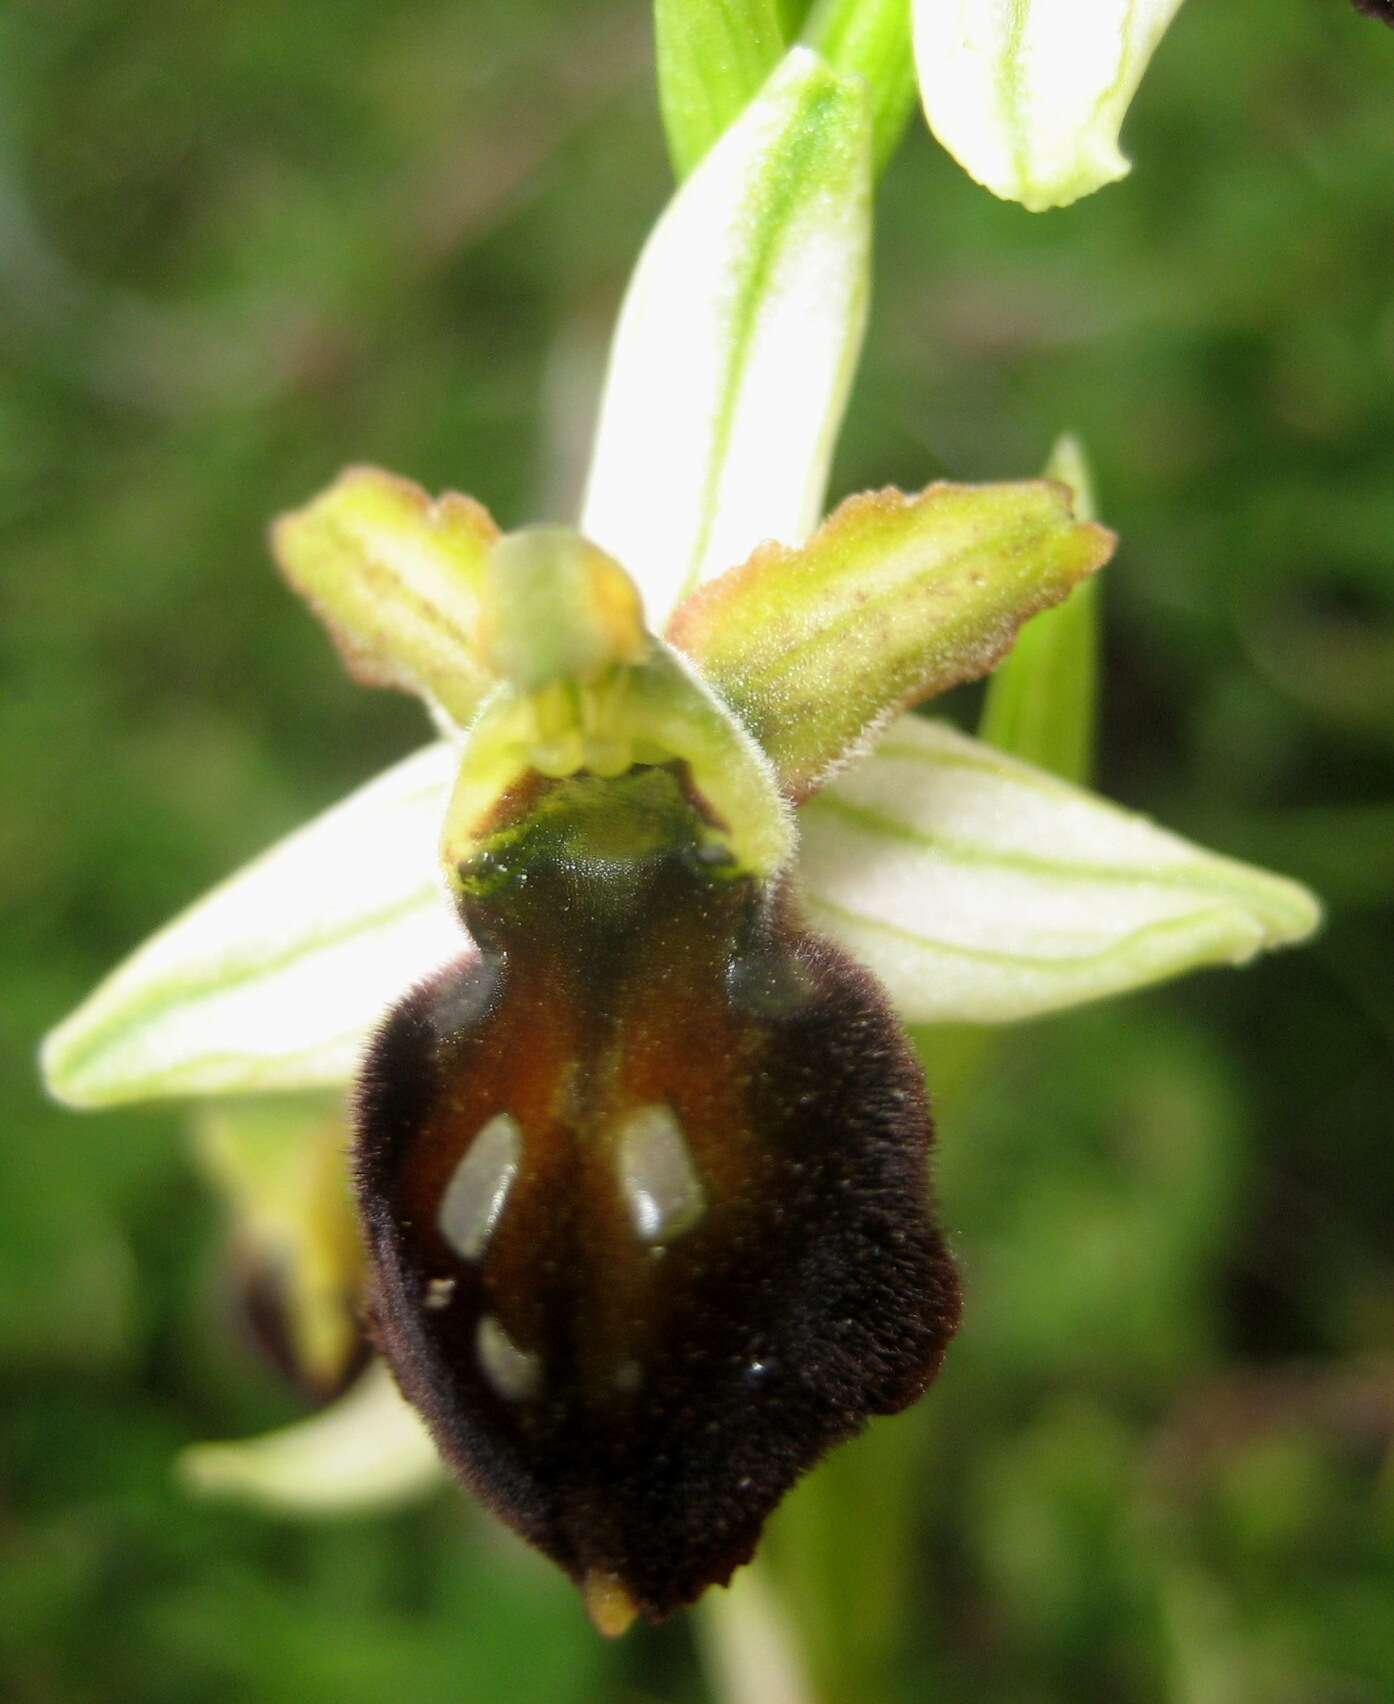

[477,1314,542,1401]
[615,1103,705,1245]
[438,1112,521,1261]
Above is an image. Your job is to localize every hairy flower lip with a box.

[354,853,961,1623]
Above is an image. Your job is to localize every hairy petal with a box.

[668,480,1113,798]
[913,0,1187,211]
[271,467,499,728]
[797,717,1321,1023]
[580,47,872,622]
[41,746,465,1107]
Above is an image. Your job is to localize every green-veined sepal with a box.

[798,716,1320,1022]
[180,1360,445,1514]
[40,745,464,1107]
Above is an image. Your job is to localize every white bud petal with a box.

[913,0,1186,211]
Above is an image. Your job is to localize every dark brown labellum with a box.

[355,769,960,1626]
[1352,0,1393,26]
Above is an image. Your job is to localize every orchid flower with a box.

[40,47,1316,1633]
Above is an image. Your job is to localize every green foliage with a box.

[3,2,1392,1701]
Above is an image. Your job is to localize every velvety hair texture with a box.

[356,857,960,1621]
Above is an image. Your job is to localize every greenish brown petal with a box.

[271,466,500,728]
[667,479,1115,799]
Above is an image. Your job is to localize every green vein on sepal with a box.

[40,745,462,1108]
[798,717,1321,1024]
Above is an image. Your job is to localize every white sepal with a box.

[41,746,465,1107]
[797,716,1320,1023]
[913,0,1186,212]
[580,46,872,621]
[179,1361,444,1515]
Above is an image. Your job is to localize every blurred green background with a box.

[3,2,1393,1700]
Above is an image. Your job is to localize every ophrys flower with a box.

[39,47,1317,1633]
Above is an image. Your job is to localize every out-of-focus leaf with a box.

[980,435,1102,784]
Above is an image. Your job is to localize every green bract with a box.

[655,0,785,177]
[980,435,1102,783]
